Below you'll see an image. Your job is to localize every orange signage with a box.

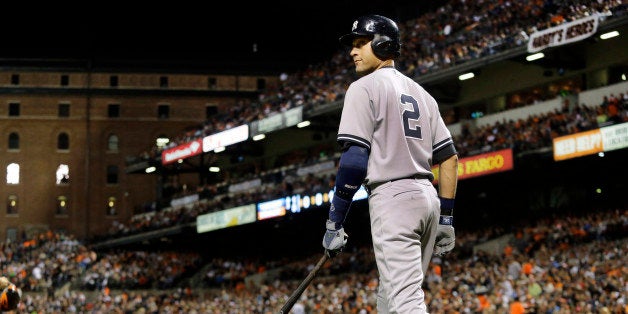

[552,129,603,161]
[432,148,514,184]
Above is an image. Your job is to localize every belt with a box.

[365,173,432,195]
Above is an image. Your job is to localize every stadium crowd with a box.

[1,206,626,312]
[136,0,626,161]
[99,89,628,241]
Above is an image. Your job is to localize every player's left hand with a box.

[433,216,455,256]
[322,220,348,257]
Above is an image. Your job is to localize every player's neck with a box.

[375,59,395,71]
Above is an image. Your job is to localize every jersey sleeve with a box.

[337,82,374,151]
[428,94,457,165]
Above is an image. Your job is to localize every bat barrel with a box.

[279,253,329,313]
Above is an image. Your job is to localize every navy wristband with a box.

[439,197,455,210]
[439,215,454,225]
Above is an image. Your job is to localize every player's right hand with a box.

[322,219,348,257]
[434,216,455,256]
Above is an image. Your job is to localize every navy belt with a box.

[365,174,432,195]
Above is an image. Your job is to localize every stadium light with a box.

[297,121,311,128]
[214,146,225,153]
[145,166,156,173]
[458,72,475,81]
[209,166,220,172]
[253,134,266,141]
[600,31,619,40]
[526,52,545,61]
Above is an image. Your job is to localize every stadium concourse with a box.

[2,0,628,313]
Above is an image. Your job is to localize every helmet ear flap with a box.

[371,34,400,59]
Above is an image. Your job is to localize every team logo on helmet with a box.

[352,20,358,31]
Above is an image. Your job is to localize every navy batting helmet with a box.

[339,14,401,59]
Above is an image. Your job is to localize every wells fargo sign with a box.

[432,148,514,184]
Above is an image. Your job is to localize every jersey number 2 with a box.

[401,94,422,139]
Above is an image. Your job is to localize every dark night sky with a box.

[1,2,442,72]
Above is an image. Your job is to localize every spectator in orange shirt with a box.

[522,259,534,276]
[510,298,526,314]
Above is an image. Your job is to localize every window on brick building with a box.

[8,133,19,150]
[208,77,217,89]
[57,133,70,150]
[106,196,117,215]
[108,104,120,118]
[60,75,69,86]
[56,164,69,184]
[57,196,68,215]
[108,134,119,152]
[158,104,170,119]
[59,103,70,117]
[6,163,19,184]
[110,75,118,87]
[6,195,18,214]
[8,103,19,116]
[107,165,118,184]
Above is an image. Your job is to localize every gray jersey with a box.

[337,66,456,185]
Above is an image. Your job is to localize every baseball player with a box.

[322,14,459,313]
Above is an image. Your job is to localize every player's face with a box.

[350,37,383,76]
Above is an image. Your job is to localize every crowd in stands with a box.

[455,92,628,157]
[2,206,626,312]
[135,0,626,161]
[99,89,628,241]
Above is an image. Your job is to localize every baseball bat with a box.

[279,253,329,314]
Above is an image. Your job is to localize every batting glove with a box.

[322,219,348,257]
[433,215,455,256]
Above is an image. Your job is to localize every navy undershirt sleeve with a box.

[328,144,369,229]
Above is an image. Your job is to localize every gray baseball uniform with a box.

[337,66,456,313]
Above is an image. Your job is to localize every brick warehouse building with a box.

[0,59,278,240]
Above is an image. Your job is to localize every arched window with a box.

[57,196,68,215]
[7,195,18,214]
[6,163,19,184]
[106,196,117,215]
[107,134,119,151]
[58,132,69,150]
[56,164,69,184]
[8,132,19,149]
